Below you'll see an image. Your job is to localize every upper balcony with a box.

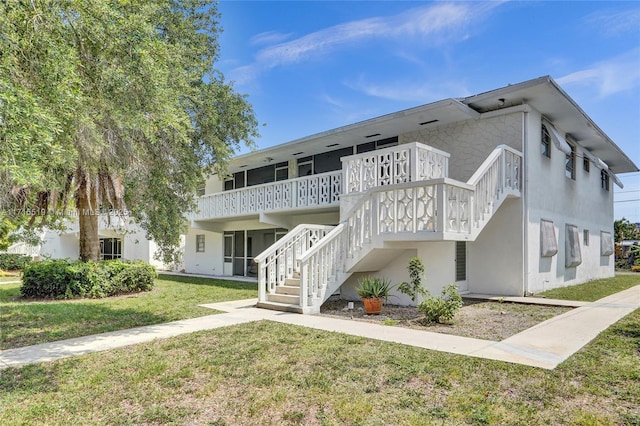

[190,170,342,221]
[189,142,451,223]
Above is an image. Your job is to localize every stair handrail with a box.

[466,145,522,232]
[297,223,347,308]
[255,224,335,304]
[254,224,333,263]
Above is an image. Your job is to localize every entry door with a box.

[233,230,245,276]
[455,241,468,292]
[223,233,233,276]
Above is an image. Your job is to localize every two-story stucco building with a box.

[184,76,637,313]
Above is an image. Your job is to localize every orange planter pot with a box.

[362,297,384,315]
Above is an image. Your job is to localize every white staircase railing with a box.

[467,145,522,237]
[257,144,522,313]
[298,224,349,310]
[254,224,334,304]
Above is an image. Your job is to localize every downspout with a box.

[522,108,529,296]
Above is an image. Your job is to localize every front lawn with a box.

[537,274,640,302]
[0,309,637,425]
[0,274,256,350]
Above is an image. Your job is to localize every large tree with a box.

[0,0,258,262]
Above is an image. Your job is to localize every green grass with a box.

[537,274,640,302]
[0,310,637,425]
[0,274,256,350]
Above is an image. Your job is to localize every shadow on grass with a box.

[157,273,257,289]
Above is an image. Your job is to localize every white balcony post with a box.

[410,143,419,182]
[436,183,445,233]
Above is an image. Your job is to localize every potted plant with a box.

[355,276,392,315]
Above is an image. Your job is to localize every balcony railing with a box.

[342,142,450,194]
[191,171,342,221]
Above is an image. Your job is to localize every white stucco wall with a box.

[467,198,524,295]
[40,231,79,259]
[399,111,523,181]
[524,109,614,293]
[339,242,458,307]
[183,230,224,275]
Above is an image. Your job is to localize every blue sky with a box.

[215,1,640,223]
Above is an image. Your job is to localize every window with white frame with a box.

[196,234,205,253]
[583,156,590,173]
[601,170,610,191]
[583,229,589,246]
[565,141,576,180]
[541,124,551,158]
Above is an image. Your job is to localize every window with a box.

[601,231,614,256]
[197,182,206,196]
[100,238,122,260]
[297,156,313,176]
[540,219,558,257]
[583,156,590,173]
[196,234,205,253]
[224,178,234,191]
[455,241,467,282]
[314,147,353,174]
[275,162,288,181]
[356,136,399,153]
[601,170,610,191]
[234,171,245,189]
[565,225,582,268]
[541,124,551,158]
[246,164,275,186]
[565,141,576,179]
[223,233,232,263]
[583,229,589,246]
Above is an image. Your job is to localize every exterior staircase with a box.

[256,142,522,314]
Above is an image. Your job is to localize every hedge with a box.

[21,259,157,299]
[0,253,32,271]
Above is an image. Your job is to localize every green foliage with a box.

[397,257,428,302]
[0,253,32,271]
[0,1,259,263]
[418,284,463,324]
[21,259,156,299]
[355,276,392,300]
[614,218,640,243]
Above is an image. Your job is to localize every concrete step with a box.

[285,277,301,287]
[256,301,304,314]
[292,271,300,279]
[267,293,300,305]
[276,285,300,296]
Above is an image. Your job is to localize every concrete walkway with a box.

[1,285,638,370]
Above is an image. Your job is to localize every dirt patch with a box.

[319,299,572,341]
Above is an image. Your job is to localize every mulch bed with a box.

[318,298,572,341]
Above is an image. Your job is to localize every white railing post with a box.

[436,183,445,233]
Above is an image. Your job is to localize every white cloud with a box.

[345,76,471,103]
[230,2,502,85]
[250,31,293,46]
[557,49,640,97]
[584,8,640,36]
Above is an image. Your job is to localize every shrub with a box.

[397,257,428,302]
[355,276,392,300]
[418,284,463,324]
[21,259,156,299]
[0,253,32,271]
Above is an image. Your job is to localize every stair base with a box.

[256,301,319,314]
